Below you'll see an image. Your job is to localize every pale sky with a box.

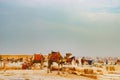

[0,0,120,57]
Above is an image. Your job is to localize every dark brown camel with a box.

[65,56,75,65]
[64,53,76,65]
[47,51,64,74]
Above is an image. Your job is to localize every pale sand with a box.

[0,69,96,80]
[0,65,120,80]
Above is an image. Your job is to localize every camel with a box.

[47,51,64,74]
[29,53,45,69]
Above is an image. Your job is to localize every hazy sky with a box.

[0,0,120,57]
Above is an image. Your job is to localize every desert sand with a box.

[0,65,120,80]
[0,69,94,80]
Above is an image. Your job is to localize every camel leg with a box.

[40,62,43,69]
[47,67,49,73]
[61,64,65,74]
[3,62,6,72]
[57,64,60,75]
[47,60,52,73]
[47,62,50,73]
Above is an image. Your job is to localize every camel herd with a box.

[0,51,120,76]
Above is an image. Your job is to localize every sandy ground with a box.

[0,69,120,80]
[0,64,120,80]
[0,68,96,80]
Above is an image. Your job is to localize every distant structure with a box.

[0,54,48,60]
[0,54,33,59]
